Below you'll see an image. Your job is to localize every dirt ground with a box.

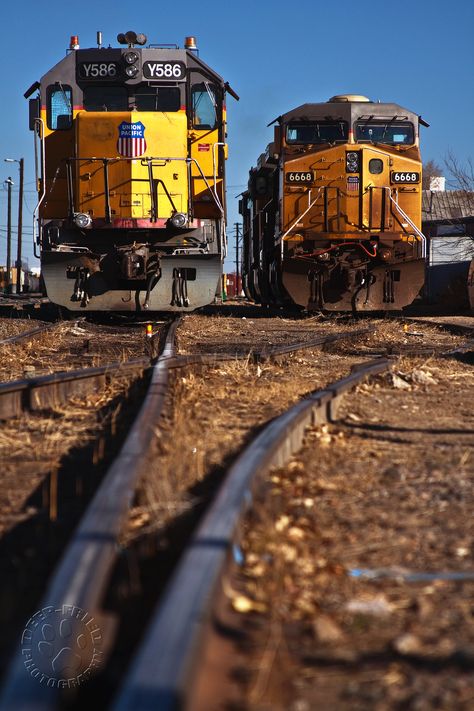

[125,309,470,548]
[0,307,471,705]
[0,318,46,340]
[0,318,148,381]
[230,351,474,710]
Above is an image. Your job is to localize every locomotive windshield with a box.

[286,121,348,144]
[355,121,414,145]
[83,86,128,111]
[83,85,181,112]
[134,86,180,111]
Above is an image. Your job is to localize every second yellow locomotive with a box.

[240,95,427,311]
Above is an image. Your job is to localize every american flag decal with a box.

[117,121,147,158]
[347,176,359,192]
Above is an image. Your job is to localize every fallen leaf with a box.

[392,373,411,390]
[281,544,298,562]
[346,594,393,617]
[288,460,305,472]
[275,515,291,532]
[313,614,345,643]
[393,633,423,655]
[412,369,438,386]
[232,595,267,614]
[288,526,305,540]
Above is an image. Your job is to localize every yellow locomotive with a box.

[25,31,237,311]
[240,95,427,311]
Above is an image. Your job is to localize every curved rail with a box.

[0,356,150,420]
[0,322,58,346]
[164,326,375,369]
[0,318,180,711]
[113,356,392,711]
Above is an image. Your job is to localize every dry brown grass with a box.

[0,371,142,537]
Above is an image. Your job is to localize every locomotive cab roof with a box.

[280,98,421,129]
[28,33,227,97]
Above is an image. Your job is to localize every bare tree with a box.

[444,150,474,193]
[422,159,443,190]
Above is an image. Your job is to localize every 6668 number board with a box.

[286,171,315,184]
[390,171,420,184]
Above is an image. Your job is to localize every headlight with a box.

[125,65,139,78]
[169,212,187,229]
[346,151,360,173]
[74,213,92,229]
[124,50,139,64]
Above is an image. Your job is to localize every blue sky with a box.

[0,0,472,270]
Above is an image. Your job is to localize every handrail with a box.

[38,151,227,256]
[32,118,46,258]
[211,142,227,257]
[386,188,427,258]
[188,155,226,257]
[212,142,225,213]
[281,187,323,241]
[188,157,224,215]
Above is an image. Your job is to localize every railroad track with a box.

[0,318,376,709]
[0,313,471,709]
[0,318,179,710]
[111,356,393,711]
[0,322,58,346]
[0,356,150,420]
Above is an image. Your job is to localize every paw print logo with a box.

[21,605,102,686]
[37,618,87,677]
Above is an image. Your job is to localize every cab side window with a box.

[47,85,73,130]
[191,83,217,129]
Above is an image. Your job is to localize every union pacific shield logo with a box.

[117,121,147,158]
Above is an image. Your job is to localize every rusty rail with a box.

[0,322,58,346]
[164,326,375,369]
[0,318,180,711]
[113,356,392,711]
[0,356,150,420]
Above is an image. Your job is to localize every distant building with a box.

[222,272,243,299]
[421,190,474,307]
[0,267,41,294]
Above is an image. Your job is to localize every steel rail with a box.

[163,326,375,369]
[0,356,150,420]
[113,356,392,711]
[0,294,49,307]
[404,316,474,335]
[0,319,180,711]
[442,338,474,356]
[0,322,58,346]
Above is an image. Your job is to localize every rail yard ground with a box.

[0,303,472,709]
[0,318,149,670]
[231,351,474,710]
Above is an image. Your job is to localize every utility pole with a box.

[234,222,241,296]
[5,158,24,293]
[16,158,24,293]
[5,177,14,294]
